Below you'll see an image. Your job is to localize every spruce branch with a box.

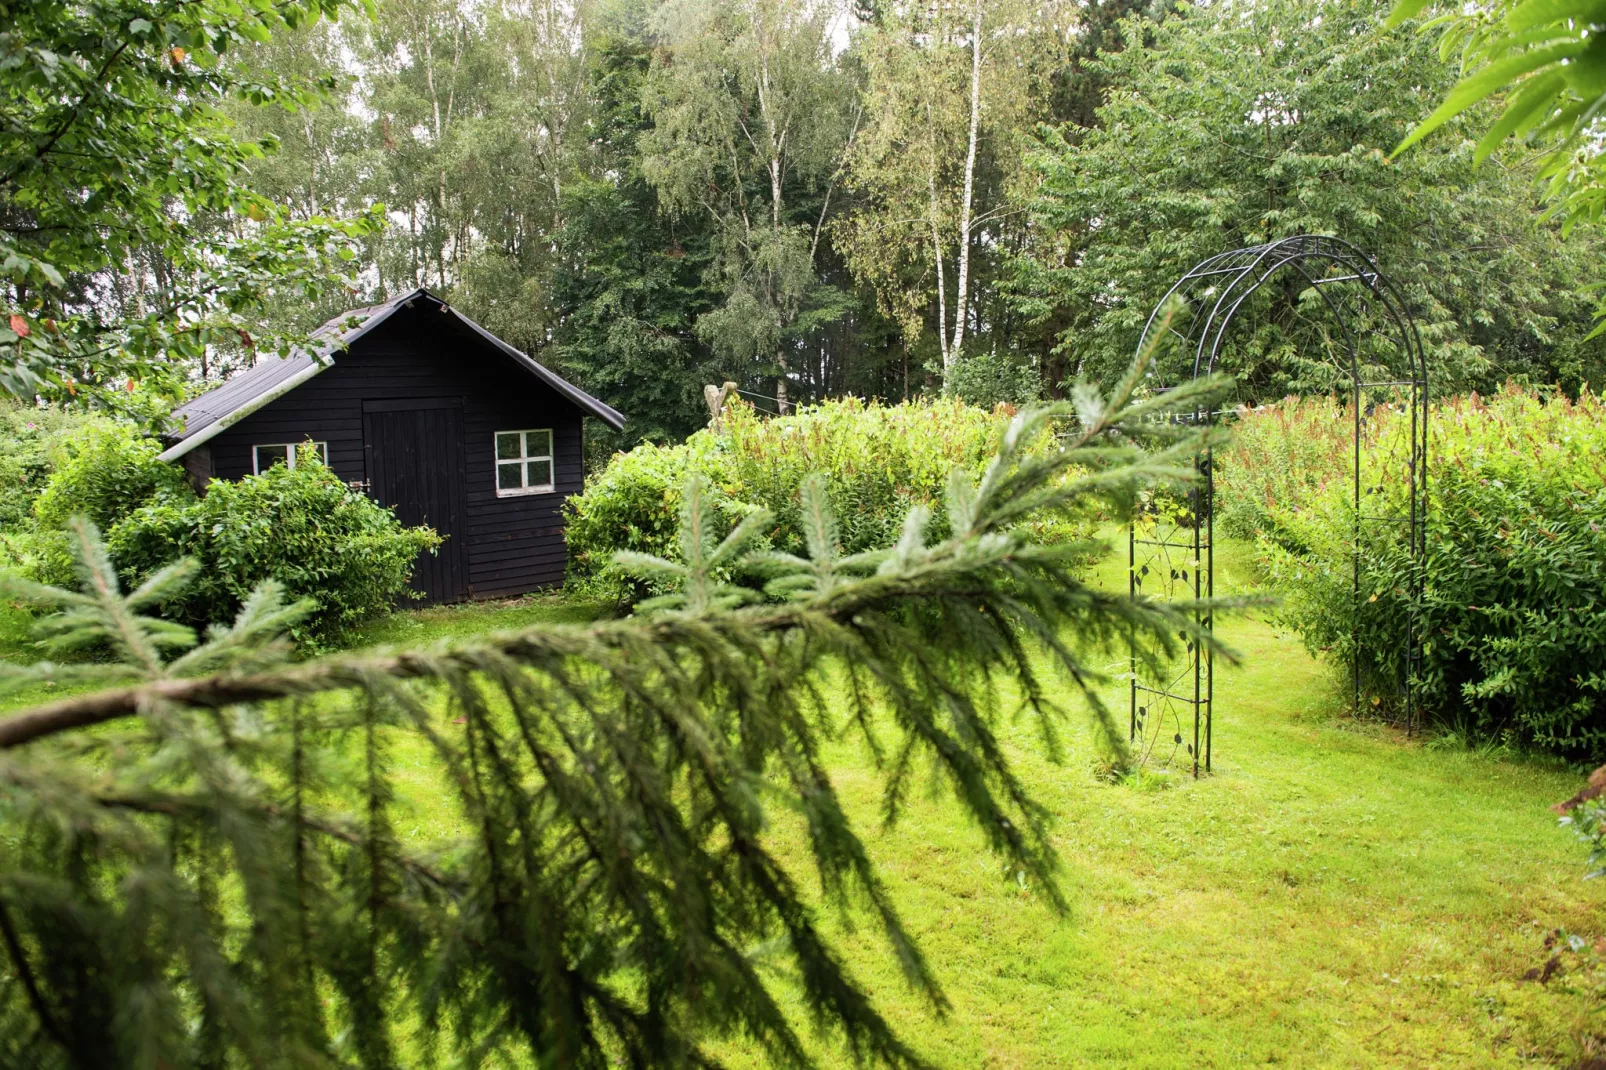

[0,518,313,697]
[0,343,1245,1069]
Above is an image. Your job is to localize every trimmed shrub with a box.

[1219,388,1606,756]
[28,420,195,586]
[109,445,442,647]
[566,396,1097,601]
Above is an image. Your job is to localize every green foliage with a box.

[561,433,753,598]
[0,402,105,564]
[548,168,724,458]
[32,424,192,536]
[1390,0,1606,263]
[1562,795,1606,883]
[0,515,312,690]
[1220,388,1606,755]
[638,0,857,403]
[1012,0,1606,397]
[0,0,382,405]
[717,396,1026,553]
[1212,397,1355,546]
[612,474,776,614]
[947,352,1044,411]
[28,421,194,587]
[565,395,1095,600]
[0,361,1230,1068]
[107,446,440,646]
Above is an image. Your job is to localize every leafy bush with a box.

[947,352,1043,410]
[562,436,763,600]
[0,402,101,529]
[566,396,1097,599]
[109,445,441,646]
[1220,388,1606,756]
[0,402,109,570]
[28,419,195,585]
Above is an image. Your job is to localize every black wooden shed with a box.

[159,288,625,604]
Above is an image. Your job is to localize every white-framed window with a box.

[494,429,554,496]
[253,441,328,474]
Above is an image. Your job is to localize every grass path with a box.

[695,543,1606,1068]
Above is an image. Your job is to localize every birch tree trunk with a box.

[949,0,984,372]
[757,44,792,409]
[927,116,950,372]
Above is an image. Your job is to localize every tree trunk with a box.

[927,118,949,373]
[775,363,789,416]
[950,0,983,369]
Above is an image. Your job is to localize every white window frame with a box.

[494,428,555,497]
[252,441,328,474]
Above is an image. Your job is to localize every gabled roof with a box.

[158,288,625,462]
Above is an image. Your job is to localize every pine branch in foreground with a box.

[0,343,1239,1069]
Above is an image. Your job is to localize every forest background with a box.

[23,0,1606,456]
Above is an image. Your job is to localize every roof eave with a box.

[158,359,328,462]
[159,287,625,462]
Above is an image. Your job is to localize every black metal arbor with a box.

[1127,235,1428,775]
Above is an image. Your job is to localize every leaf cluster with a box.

[1390,0,1606,257]
[0,0,382,405]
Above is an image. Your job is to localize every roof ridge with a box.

[158,288,622,464]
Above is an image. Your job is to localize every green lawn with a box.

[380,543,1606,1067]
[2,543,1601,1066]
[344,588,608,647]
[597,540,1593,1069]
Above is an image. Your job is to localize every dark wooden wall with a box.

[204,303,584,599]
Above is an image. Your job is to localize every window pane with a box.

[313,442,329,465]
[526,459,552,488]
[255,445,288,472]
[526,429,552,457]
[496,432,522,460]
[497,462,524,490]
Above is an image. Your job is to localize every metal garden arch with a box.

[1127,235,1428,776]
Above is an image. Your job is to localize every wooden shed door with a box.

[363,399,469,604]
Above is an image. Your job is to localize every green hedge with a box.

[19,424,440,647]
[0,402,111,569]
[1219,388,1606,756]
[566,396,1095,600]
[108,446,441,647]
[27,420,194,587]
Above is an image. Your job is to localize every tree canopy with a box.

[1008,0,1606,399]
[12,0,1603,424]
[0,0,381,403]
